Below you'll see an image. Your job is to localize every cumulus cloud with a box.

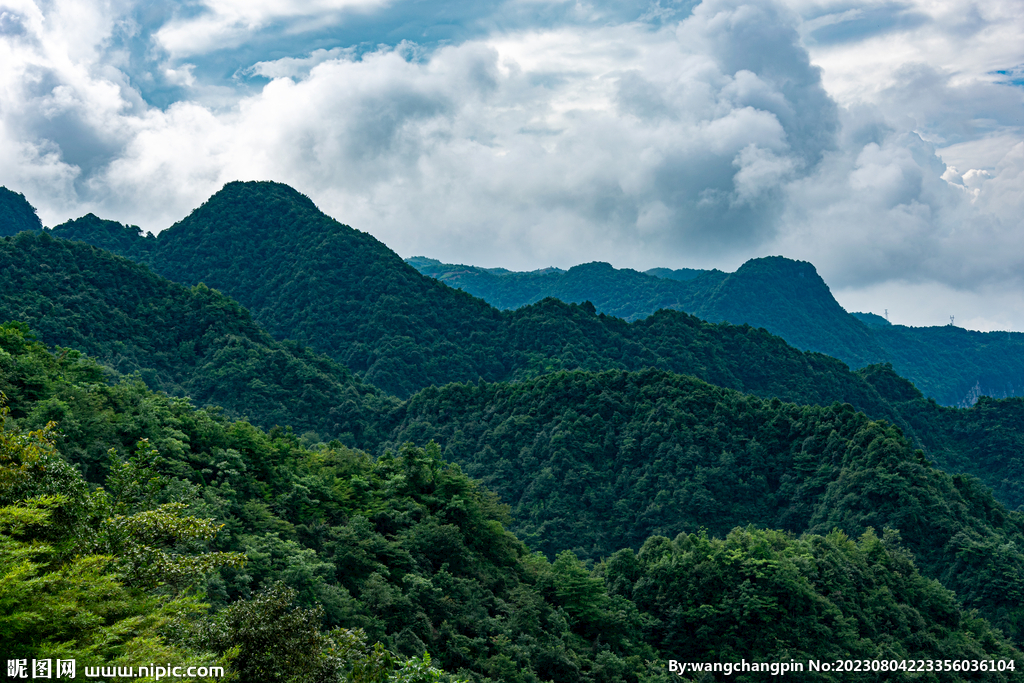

[0,0,1022,328]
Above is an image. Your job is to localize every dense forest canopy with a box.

[4,180,1024,680]
[0,186,43,237]
[4,323,1024,681]
[0,231,391,450]
[409,255,1024,408]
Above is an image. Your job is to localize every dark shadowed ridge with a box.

[0,187,43,237]
[411,253,1024,407]
[31,181,1024,515]
[0,230,389,446]
[687,256,888,367]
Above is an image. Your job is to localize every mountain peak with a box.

[732,255,823,281]
[691,255,886,367]
[0,186,43,237]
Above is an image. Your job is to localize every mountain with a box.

[46,182,900,416]
[0,231,389,457]
[34,181,1024,515]
[8,182,1024,669]
[874,324,1024,406]
[5,322,1024,675]
[0,186,43,237]
[52,183,508,398]
[380,367,1024,642]
[409,255,1024,407]
[682,256,886,367]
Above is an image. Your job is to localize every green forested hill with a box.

[0,186,43,237]
[4,323,1024,680]
[685,256,886,368]
[0,325,657,682]
[858,362,1024,510]
[380,368,1024,642]
[0,231,389,447]
[53,182,508,398]
[52,212,156,261]
[409,255,1024,407]
[874,324,1024,406]
[45,182,898,415]
[14,182,1024,519]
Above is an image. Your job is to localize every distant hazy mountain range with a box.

[407,255,1024,407]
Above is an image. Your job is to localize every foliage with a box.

[4,322,1024,677]
[410,254,1024,408]
[0,237,393,444]
[0,186,43,237]
[0,338,659,681]
[0,407,223,669]
[858,363,1024,511]
[383,368,1024,642]
[626,526,1023,682]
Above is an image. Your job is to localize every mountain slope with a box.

[382,367,1024,642]
[685,256,887,367]
[49,182,901,415]
[0,231,388,448]
[6,322,1024,669]
[0,187,43,237]
[410,254,1024,407]
[55,182,508,397]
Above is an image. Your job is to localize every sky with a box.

[1,0,1022,331]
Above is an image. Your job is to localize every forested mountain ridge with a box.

[15,207,901,427]
[405,257,713,321]
[409,255,1024,407]
[5,323,1024,681]
[43,181,899,414]
[0,186,43,237]
[52,183,508,398]
[379,367,1024,642]
[0,231,390,451]
[22,181,1024,408]
[9,181,1024,519]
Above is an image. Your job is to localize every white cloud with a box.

[154,0,389,59]
[0,0,1022,329]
